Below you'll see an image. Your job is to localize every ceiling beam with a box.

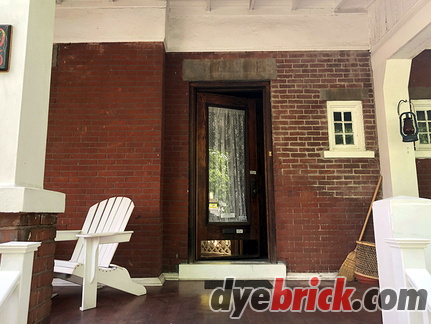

[334,0,367,13]
[291,0,300,11]
[333,0,344,10]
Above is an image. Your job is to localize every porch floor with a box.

[50,279,383,323]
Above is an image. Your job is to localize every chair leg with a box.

[80,237,100,311]
[97,265,147,296]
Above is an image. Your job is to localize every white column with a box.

[372,58,418,198]
[0,0,65,212]
[369,0,431,199]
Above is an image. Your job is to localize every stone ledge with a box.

[179,262,286,280]
[0,187,65,213]
[183,58,277,81]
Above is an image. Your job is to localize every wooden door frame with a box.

[188,81,277,263]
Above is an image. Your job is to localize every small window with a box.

[417,110,431,144]
[324,101,374,158]
[412,100,431,157]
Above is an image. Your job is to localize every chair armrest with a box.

[55,230,82,242]
[76,231,134,244]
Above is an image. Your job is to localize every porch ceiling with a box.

[53,0,371,50]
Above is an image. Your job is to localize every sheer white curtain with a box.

[208,106,247,223]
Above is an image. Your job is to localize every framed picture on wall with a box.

[0,25,12,72]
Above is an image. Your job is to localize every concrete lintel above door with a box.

[179,262,286,280]
[183,58,277,81]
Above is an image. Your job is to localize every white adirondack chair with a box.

[54,196,146,311]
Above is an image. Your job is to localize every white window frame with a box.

[324,101,374,158]
[412,99,431,158]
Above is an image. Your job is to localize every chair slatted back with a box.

[70,197,134,268]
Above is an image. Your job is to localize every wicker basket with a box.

[354,241,378,280]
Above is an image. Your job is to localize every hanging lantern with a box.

[398,100,418,142]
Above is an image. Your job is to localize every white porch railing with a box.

[0,242,41,324]
[406,268,431,320]
[374,197,431,324]
[386,238,431,323]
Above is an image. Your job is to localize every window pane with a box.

[208,106,247,224]
[333,112,342,121]
[419,122,427,132]
[334,123,343,133]
[419,134,429,144]
[335,135,344,144]
[417,111,426,121]
[345,135,354,145]
[344,123,353,133]
[344,112,352,121]
[416,106,431,146]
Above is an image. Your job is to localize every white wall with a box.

[54,0,166,44]
[166,10,369,52]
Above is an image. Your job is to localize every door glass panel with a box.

[208,106,247,223]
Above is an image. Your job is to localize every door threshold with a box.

[179,262,286,280]
[193,259,270,264]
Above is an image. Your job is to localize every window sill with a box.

[415,150,431,158]
[323,150,375,158]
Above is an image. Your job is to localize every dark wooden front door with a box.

[195,92,267,260]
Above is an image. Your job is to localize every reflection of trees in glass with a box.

[208,106,247,221]
[209,150,230,214]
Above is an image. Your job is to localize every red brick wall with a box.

[164,51,380,272]
[162,54,190,271]
[45,42,165,277]
[47,47,379,275]
[417,159,431,198]
[271,51,379,271]
[409,50,431,88]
